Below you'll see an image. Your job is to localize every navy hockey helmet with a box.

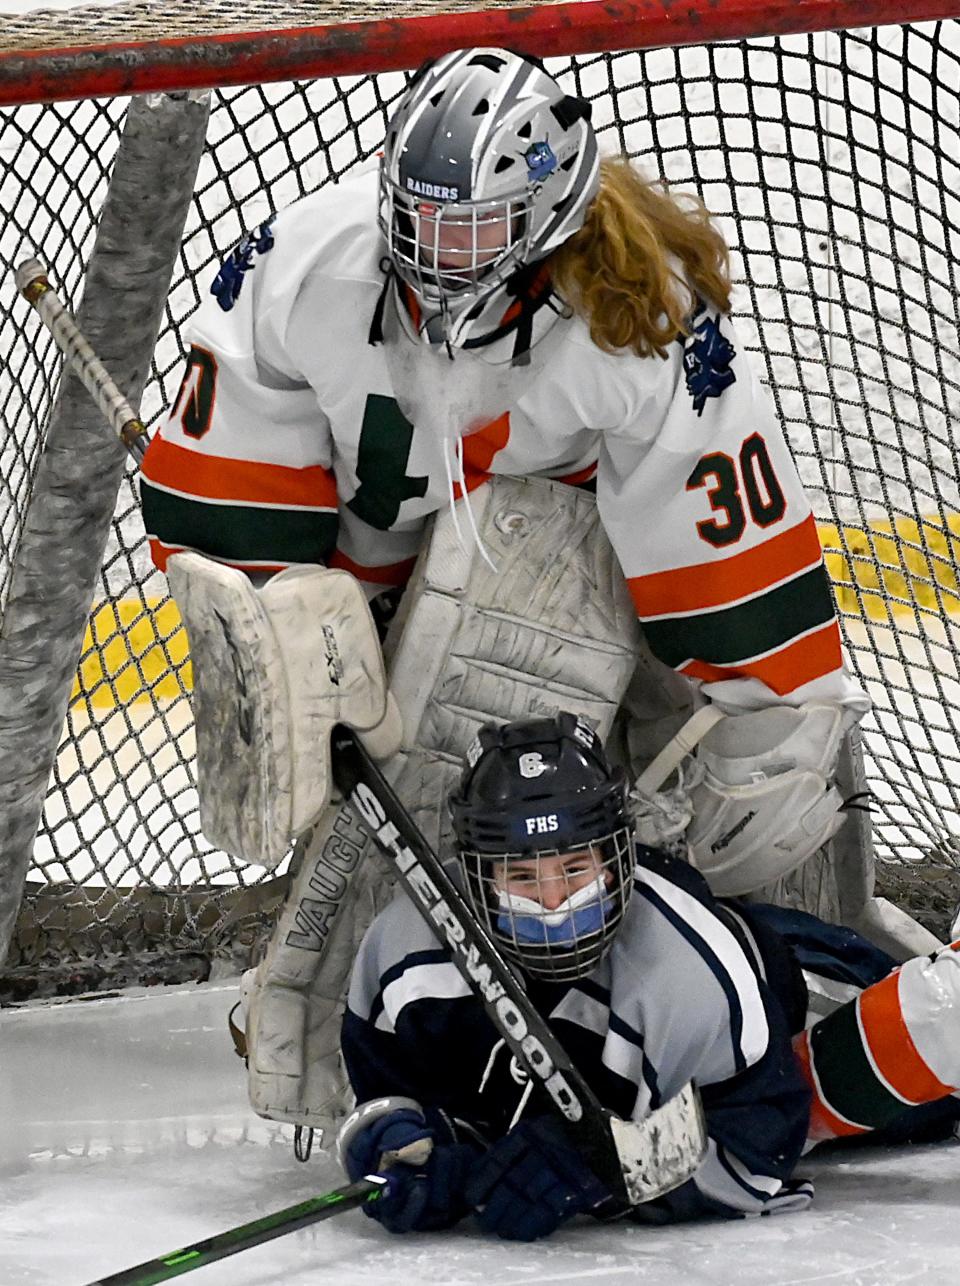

[450,713,635,982]
[379,48,599,347]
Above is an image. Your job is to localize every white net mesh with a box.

[1,21,958,994]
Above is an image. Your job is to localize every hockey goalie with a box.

[141,47,946,1188]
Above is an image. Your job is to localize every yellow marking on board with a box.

[820,513,960,622]
[71,598,192,708]
[71,514,960,707]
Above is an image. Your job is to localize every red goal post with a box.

[1,0,959,997]
[4,0,959,106]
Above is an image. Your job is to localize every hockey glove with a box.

[340,1099,482,1234]
[466,1116,609,1242]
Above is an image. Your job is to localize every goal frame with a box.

[2,0,959,991]
[4,0,960,106]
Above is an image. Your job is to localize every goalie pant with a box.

[341,848,960,1225]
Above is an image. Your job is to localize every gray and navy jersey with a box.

[342,850,814,1223]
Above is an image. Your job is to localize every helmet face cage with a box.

[380,188,533,309]
[461,827,635,983]
[379,48,599,341]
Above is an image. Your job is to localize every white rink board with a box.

[3,980,960,1286]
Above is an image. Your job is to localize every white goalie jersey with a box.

[141,167,867,724]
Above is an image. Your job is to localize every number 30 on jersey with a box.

[687,432,786,547]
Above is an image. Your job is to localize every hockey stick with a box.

[87,1174,388,1285]
[331,723,707,1208]
[15,258,150,464]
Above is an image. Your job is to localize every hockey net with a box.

[0,0,958,998]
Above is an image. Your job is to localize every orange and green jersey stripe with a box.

[627,514,842,695]
[796,946,960,1143]
[140,436,339,572]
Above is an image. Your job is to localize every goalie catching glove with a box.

[166,553,401,867]
[635,702,849,897]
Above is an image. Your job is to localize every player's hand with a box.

[342,1105,481,1234]
[466,1116,609,1241]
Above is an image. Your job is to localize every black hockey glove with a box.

[466,1116,609,1242]
[342,1104,482,1234]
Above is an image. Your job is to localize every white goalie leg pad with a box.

[240,803,399,1135]
[240,475,646,1141]
[683,702,847,896]
[240,750,466,1141]
[166,553,399,868]
[385,473,645,755]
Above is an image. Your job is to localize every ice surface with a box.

[2,980,960,1286]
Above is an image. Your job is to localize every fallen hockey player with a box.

[335,713,960,1241]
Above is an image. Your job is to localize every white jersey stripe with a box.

[376,961,472,1033]
[638,867,770,1072]
[693,1138,809,1215]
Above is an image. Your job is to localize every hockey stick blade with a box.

[87,1175,387,1285]
[331,723,707,1206]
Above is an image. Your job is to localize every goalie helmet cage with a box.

[0,0,958,999]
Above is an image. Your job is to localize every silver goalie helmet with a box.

[379,48,600,348]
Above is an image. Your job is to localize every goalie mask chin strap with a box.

[367,257,396,347]
[368,258,561,366]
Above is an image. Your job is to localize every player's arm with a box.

[635,1000,814,1223]
[142,220,404,869]
[336,904,493,1235]
[623,857,814,1223]
[594,307,869,892]
[632,1048,815,1224]
[596,303,866,721]
[140,269,340,578]
[339,911,611,1241]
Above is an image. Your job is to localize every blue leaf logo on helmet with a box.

[524,140,557,183]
